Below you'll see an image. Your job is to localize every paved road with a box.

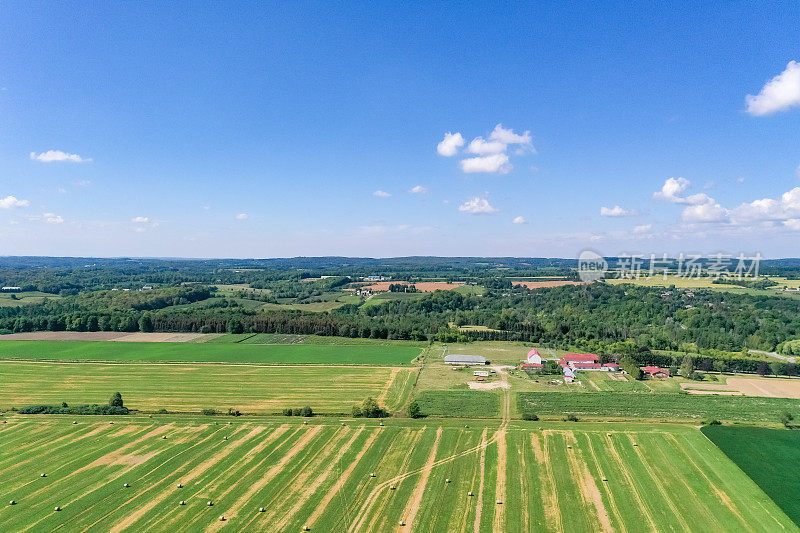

[749,349,797,363]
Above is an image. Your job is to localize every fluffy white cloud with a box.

[600,205,636,217]
[0,195,30,209]
[437,132,465,156]
[633,224,652,234]
[467,137,506,155]
[439,124,534,174]
[410,185,428,194]
[458,197,498,214]
[43,213,64,224]
[784,219,800,231]
[30,150,92,163]
[730,186,800,223]
[460,153,511,174]
[488,123,533,149]
[131,216,149,223]
[746,61,800,116]
[373,190,391,197]
[682,202,729,223]
[235,213,248,220]
[653,177,713,205]
[512,215,527,224]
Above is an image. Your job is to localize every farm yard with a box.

[0,418,794,532]
[0,361,417,415]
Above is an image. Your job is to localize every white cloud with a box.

[0,195,30,209]
[131,216,149,223]
[458,197,498,214]
[633,224,652,234]
[730,186,800,223]
[409,185,428,194]
[467,137,506,155]
[437,132,465,156]
[235,213,248,220]
[76,180,91,187]
[460,153,511,174]
[134,227,147,233]
[784,219,800,231]
[43,213,64,224]
[600,205,636,217]
[653,177,713,205]
[512,216,527,224]
[682,202,729,223]
[488,123,533,150]
[30,150,92,163]
[746,61,800,116]
[373,190,391,197]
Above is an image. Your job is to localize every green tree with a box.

[679,355,694,377]
[227,318,244,334]
[770,362,785,376]
[408,401,423,419]
[109,392,124,407]
[138,313,153,333]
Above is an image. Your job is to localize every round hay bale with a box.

[398,520,405,526]
[72,421,77,424]
[40,473,46,478]
[9,500,16,505]
[464,425,469,428]
[223,436,228,440]
[259,507,266,512]
[54,506,61,511]
[219,515,225,521]
[148,414,153,418]
[468,491,473,496]
[302,526,310,531]
[370,472,375,478]
[445,478,450,483]
[227,421,232,425]
[632,442,638,446]
[341,422,345,426]
[179,500,186,506]
[390,485,396,490]
[602,476,608,482]
[496,499,502,505]
[123,483,130,488]
[303,421,307,425]
[162,435,167,439]
[207,501,214,506]
[109,421,114,424]
[379,422,384,426]
[177,483,183,488]
[567,445,572,449]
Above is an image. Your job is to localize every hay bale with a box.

[40,473,46,478]
[303,421,308,425]
[109,421,114,424]
[370,472,375,478]
[341,422,345,426]
[302,526,310,531]
[179,501,186,506]
[207,501,214,506]
[72,421,77,424]
[567,445,572,449]
[9,500,16,505]
[390,485,396,490]
[602,477,608,482]
[123,483,130,488]
[54,506,61,511]
[445,478,450,483]
[162,435,167,439]
[177,483,183,488]
[632,442,638,446]
[398,520,405,526]
[223,436,228,440]
[259,507,265,512]
[496,500,502,505]
[468,491,473,496]
[219,515,225,521]
[227,421,232,425]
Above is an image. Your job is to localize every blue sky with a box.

[1,1,799,258]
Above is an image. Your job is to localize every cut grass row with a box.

[0,340,419,365]
[0,418,793,532]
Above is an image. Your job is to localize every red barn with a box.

[642,366,670,378]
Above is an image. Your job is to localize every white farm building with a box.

[444,354,487,366]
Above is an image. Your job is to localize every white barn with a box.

[444,354,487,366]
[526,348,542,365]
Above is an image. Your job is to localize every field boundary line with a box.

[565,432,612,532]
[397,427,443,531]
[603,434,657,531]
[472,429,488,533]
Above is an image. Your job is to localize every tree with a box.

[300,406,313,417]
[360,397,387,418]
[712,360,726,373]
[770,362,785,376]
[138,313,153,333]
[757,362,770,376]
[109,392,124,407]
[227,318,244,334]
[679,355,694,377]
[780,412,794,428]
[408,401,423,419]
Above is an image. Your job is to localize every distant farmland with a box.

[0,419,792,532]
[0,361,417,414]
[0,340,419,366]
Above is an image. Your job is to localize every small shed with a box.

[444,354,487,366]
[473,370,490,377]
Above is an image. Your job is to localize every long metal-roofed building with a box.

[444,354,487,366]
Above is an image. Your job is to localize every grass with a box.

[517,391,800,423]
[0,418,793,532]
[0,340,419,365]
[0,361,414,415]
[414,390,501,418]
[702,425,800,525]
[0,291,61,307]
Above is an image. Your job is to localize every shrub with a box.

[156,408,168,414]
[781,412,795,428]
[227,408,241,417]
[522,412,539,421]
[351,405,362,418]
[283,408,294,416]
[109,392,124,408]
[202,408,217,416]
[408,401,424,419]
[300,406,313,417]
[359,397,388,418]
[564,414,579,422]
[705,418,722,426]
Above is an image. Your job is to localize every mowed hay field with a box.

[0,362,417,415]
[0,419,794,532]
[0,340,419,365]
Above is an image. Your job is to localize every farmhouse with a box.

[558,353,619,372]
[526,348,542,364]
[642,365,670,378]
[444,354,487,366]
[563,367,576,383]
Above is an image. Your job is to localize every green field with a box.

[414,390,501,418]
[0,361,416,415]
[0,340,419,366]
[0,418,793,532]
[518,391,800,423]
[703,425,800,525]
